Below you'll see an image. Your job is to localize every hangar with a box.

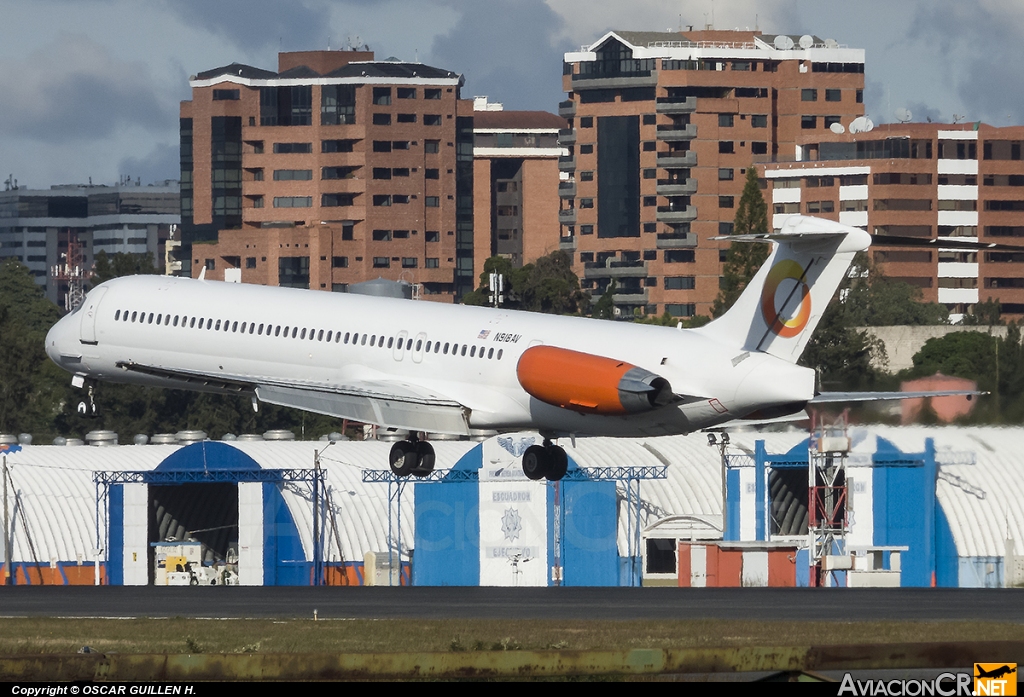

[0,426,1020,588]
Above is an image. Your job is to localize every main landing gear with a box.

[522,440,568,482]
[389,435,436,478]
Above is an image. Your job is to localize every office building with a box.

[471,97,565,275]
[180,50,476,299]
[0,181,180,305]
[764,123,1024,322]
[558,29,865,318]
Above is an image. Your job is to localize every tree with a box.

[462,251,586,315]
[712,166,770,317]
[961,298,1002,326]
[91,250,159,286]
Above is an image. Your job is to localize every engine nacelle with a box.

[516,345,674,415]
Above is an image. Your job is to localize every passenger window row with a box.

[112,309,505,361]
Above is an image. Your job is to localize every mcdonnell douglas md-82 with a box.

[44,216,956,481]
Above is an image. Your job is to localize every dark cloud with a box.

[0,34,171,143]
[429,0,573,111]
[162,0,331,54]
[118,143,179,186]
[908,0,1024,125]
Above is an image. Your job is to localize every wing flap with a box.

[117,361,472,435]
[256,383,471,435]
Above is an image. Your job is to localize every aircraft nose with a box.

[45,314,80,367]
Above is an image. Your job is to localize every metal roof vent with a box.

[133,434,149,445]
[85,430,118,446]
[176,430,208,443]
[262,430,295,441]
[236,434,265,441]
[150,434,179,445]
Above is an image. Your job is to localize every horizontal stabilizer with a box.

[810,390,986,404]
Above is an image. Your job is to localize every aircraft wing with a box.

[115,361,472,435]
[810,390,984,403]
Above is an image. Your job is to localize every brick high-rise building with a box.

[180,50,476,299]
[558,30,865,319]
[764,123,1024,322]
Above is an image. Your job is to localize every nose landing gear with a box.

[522,440,568,481]
[76,383,100,418]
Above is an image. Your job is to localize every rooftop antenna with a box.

[799,34,814,49]
[952,114,965,124]
[894,107,913,124]
[830,122,846,134]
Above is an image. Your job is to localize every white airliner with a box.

[44,216,963,481]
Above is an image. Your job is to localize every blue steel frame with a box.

[93,468,326,585]
[362,465,667,587]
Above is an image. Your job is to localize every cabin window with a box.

[416,340,422,351]
[497,349,503,360]
[173,316,179,327]
[147,313,154,324]
[334,331,340,342]
[425,341,431,352]
[291,327,298,338]
[216,320,222,331]
[387,337,394,348]
[361,334,368,346]
[206,319,213,329]
[369,334,375,346]
[461,345,467,357]
[115,310,120,320]
[276,326,282,337]
[240,322,247,333]
[326,331,332,342]
[300,328,306,339]
[231,321,237,332]
[488,348,494,359]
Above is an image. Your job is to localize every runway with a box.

[1,586,1022,622]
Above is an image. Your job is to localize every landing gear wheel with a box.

[522,445,549,481]
[389,441,418,476]
[545,446,568,481]
[411,441,435,478]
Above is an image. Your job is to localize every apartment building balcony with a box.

[656,179,697,196]
[558,155,576,172]
[558,208,577,225]
[558,100,576,118]
[583,260,648,279]
[612,287,649,304]
[656,151,697,168]
[559,235,577,251]
[655,97,697,114]
[558,181,577,198]
[558,128,576,146]
[656,124,697,141]
[656,206,697,223]
[572,73,659,90]
[655,232,698,249]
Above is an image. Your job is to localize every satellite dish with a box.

[773,35,794,50]
[894,107,913,123]
[830,122,846,134]
[799,34,814,49]
[849,116,874,134]
[824,38,839,48]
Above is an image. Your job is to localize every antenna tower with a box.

[51,229,89,311]
[807,411,851,587]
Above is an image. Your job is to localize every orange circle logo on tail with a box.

[760,260,811,338]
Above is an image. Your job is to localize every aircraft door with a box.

[411,332,427,363]
[393,330,409,361]
[79,286,109,345]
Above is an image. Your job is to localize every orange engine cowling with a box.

[516,345,674,415]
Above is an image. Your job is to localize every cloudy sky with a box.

[1,0,1022,189]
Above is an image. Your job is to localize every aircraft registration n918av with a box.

[45,216,947,481]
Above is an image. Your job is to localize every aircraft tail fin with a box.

[694,216,871,364]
